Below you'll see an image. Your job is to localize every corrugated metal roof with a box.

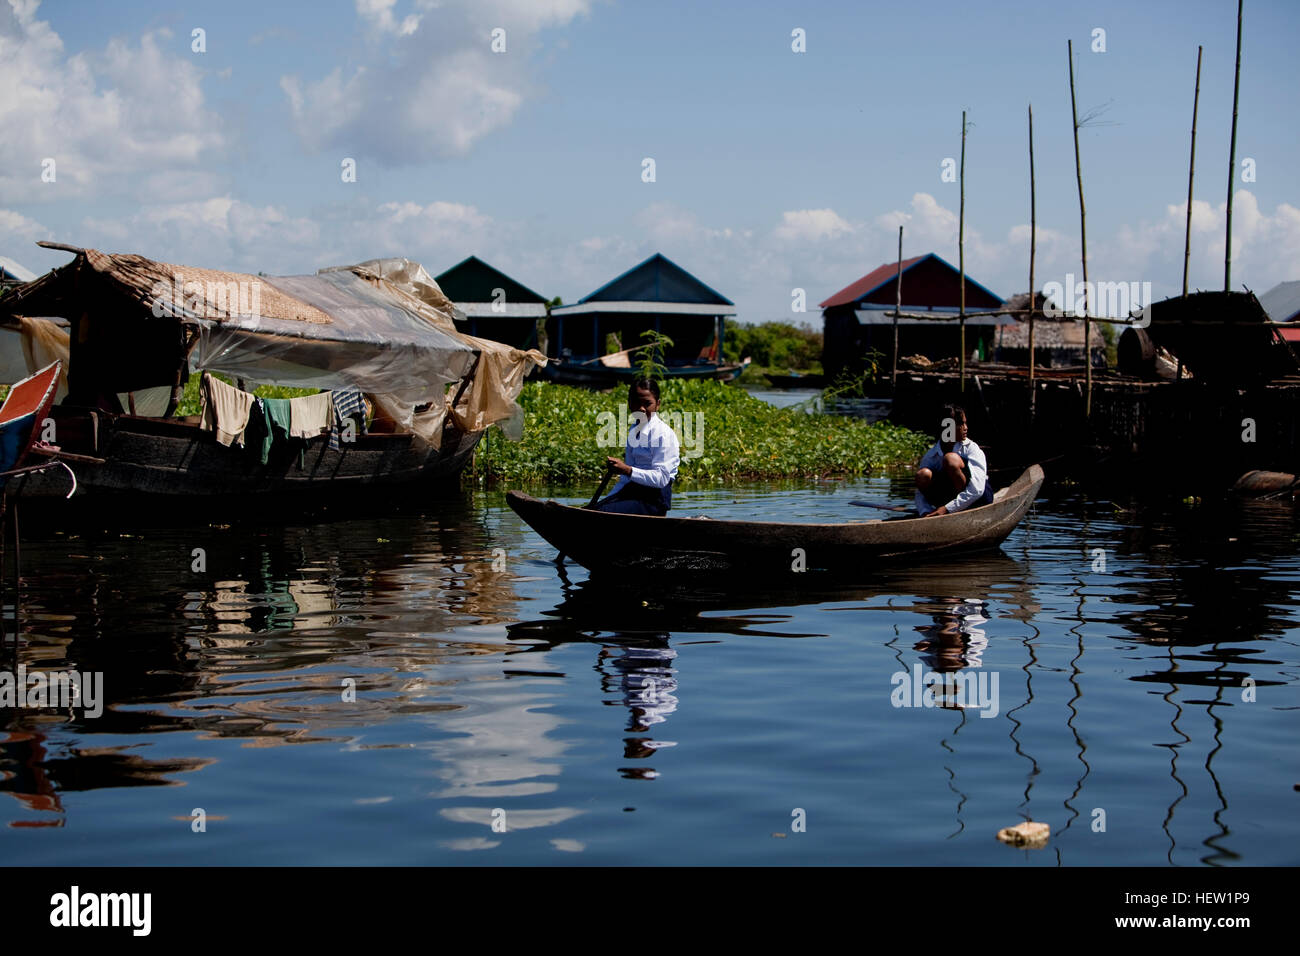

[819,255,926,309]
[0,256,37,282]
[577,253,733,306]
[818,252,1002,310]
[1258,280,1300,323]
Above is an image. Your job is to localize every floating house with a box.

[545,253,741,385]
[434,255,548,351]
[819,253,1007,380]
[1259,280,1300,346]
[994,291,1106,369]
[0,243,544,513]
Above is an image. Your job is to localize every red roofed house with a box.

[819,252,1008,381]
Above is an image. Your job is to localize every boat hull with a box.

[11,405,481,518]
[507,464,1045,577]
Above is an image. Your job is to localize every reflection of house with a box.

[819,253,1007,380]
[434,255,548,351]
[546,253,736,381]
[994,291,1105,368]
[1259,280,1300,345]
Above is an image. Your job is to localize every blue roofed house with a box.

[545,253,739,384]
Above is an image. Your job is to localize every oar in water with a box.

[555,463,617,566]
[848,500,910,512]
[586,463,618,509]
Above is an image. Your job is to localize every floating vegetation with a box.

[472,379,930,485]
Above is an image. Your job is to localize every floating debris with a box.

[996,821,1050,847]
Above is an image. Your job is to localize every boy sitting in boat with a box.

[595,378,680,516]
[914,404,993,517]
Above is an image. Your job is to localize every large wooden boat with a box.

[507,464,1044,577]
[0,245,544,515]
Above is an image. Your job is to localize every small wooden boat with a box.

[0,361,61,474]
[507,464,1044,577]
[763,372,824,389]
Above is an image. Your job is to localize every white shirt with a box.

[914,438,989,516]
[610,412,680,495]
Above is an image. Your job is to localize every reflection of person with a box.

[913,597,989,672]
[598,641,678,779]
[914,404,992,517]
[595,379,679,516]
[601,644,679,732]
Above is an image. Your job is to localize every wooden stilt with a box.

[1068,39,1092,417]
[1224,0,1244,292]
[1028,103,1038,422]
[959,110,967,392]
[892,226,903,389]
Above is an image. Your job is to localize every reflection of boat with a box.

[507,465,1044,577]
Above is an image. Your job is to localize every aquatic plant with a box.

[471,379,930,484]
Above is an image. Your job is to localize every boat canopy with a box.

[1,245,546,445]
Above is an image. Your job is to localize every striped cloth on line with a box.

[330,388,366,450]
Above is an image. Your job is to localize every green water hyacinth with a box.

[471,380,931,484]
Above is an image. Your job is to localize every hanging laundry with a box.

[247,397,295,466]
[288,390,333,439]
[199,373,256,447]
[329,388,366,451]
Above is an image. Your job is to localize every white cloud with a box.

[0,0,223,204]
[772,208,853,242]
[0,207,51,245]
[280,0,592,163]
[357,0,421,36]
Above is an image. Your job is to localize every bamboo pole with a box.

[1224,0,1243,292]
[1183,46,1203,298]
[1067,39,1092,417]
[892,225,903,388]
[959,109,967,392]
[1028,103,1037,420]
[1179,45,1203,383]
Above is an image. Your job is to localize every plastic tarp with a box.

[346,259,546,442]
[0,318,70,401]
[6,248,544,448]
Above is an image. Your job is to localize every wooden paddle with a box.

[848,500,910,512]
[585,462,618,509]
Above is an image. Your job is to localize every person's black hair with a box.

[630,378,660,401]
[938,403,967,450]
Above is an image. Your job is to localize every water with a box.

[2,478,1297,866]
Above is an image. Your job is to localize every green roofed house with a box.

[545,253,744,386]
[434,255,548,351]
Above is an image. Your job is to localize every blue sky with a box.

[3,0,1298,320]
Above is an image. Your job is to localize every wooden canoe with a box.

[507,464,1044,577]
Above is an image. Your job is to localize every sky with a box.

[3,0,1298,322]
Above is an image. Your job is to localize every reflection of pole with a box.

[1068,40,1091,417]
[959,110,967,392]
[892,225,903,389]
[1224,0,1244,292]
[1027,104,1037,422]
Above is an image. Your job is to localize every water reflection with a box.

[0,487,1295,864]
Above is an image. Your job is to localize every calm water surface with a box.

[2,476,1297,866]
